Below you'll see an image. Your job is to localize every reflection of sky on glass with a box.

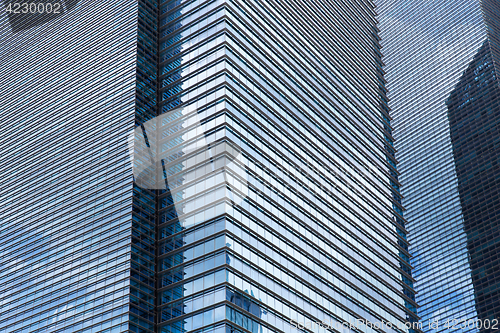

[0,1,138,332]
[377,0,484,330]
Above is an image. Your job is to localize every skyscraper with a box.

[0,1,156,332]
[446,23,500,327]
[377,0,500,330]
[1,1,417,333]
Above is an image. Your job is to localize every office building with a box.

[377,0,500,330]
[0,0,417,332]
[0,1,155,332]
[446,22,500,325]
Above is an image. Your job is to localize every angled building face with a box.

[0,1,157,332]
[378,0,500,330]
[1,1,416,333]
[154,0,417,332]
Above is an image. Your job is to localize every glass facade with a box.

[152,0,417,331]
[1,0,417,332]
[0,1,154,332]
[377,0,499,331]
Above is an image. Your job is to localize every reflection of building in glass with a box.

[447,39,500,325]
[378,0,499,331]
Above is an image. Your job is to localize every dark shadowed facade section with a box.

[447,39,500,327]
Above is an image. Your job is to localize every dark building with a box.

[447,38,500,326]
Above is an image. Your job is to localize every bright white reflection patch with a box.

[128,106,248,207]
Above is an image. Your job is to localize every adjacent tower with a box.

[446,16,500,326]
[1,0,417,332]
[377,0,500,330]
[0,1,158,332]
